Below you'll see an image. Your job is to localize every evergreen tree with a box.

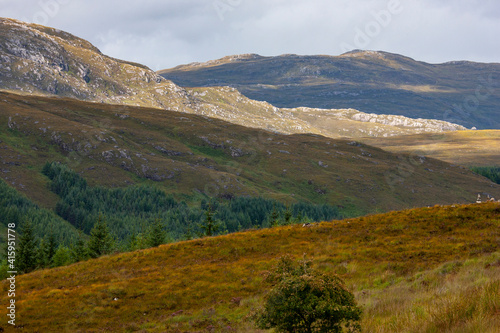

[37,234,57,268]
[146,218,167,248]
[200,203,219,237]
[127,232,143,251]
[71,231,88,262]
[270,203,280,227]
[52,246,72,267]
[17,219,38,274]
[283,205,292,225]
[184,225,194,241]
[295,211,303,224]
[87,215,114,258]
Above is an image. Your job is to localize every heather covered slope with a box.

[0,203,498,332]
[1,91,499,215]
[159,51,500,129]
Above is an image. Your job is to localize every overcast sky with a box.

[1,0,499,70]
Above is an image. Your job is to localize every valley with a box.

[0,16,499,333]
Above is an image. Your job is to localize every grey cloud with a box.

[1,0,498,69]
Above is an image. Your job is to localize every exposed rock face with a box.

[0,18,194,110]
[350,112,466,131]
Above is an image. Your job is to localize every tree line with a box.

[470,166,500,184]
[0,162,351,277]
[42,162,346,242]
[0,178,79,245]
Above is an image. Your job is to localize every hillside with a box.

[0,17,194,112]
[0,17,470,141]
[0,203,499,332]
[159,51,500,129]
[187,86,467,139]
[1,91,499,216]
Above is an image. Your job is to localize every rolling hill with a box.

[159,51,500,129]
[1,90,499,216]
[0,202,498,332]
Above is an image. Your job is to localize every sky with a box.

[1,0,499,71]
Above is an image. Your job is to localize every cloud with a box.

[1,0,499,69]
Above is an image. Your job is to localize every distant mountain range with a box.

[0,18,469,139]
[159,51,500,129]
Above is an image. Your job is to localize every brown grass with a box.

[0,202,498,332]
[361,130,500,167]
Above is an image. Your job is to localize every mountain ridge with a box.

[159,51,500,129]
[0,17,470,140]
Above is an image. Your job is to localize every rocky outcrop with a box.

[0,18,194,110]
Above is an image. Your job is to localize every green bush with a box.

[255,256,362,333]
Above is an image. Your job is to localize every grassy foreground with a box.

[0,203,499,332]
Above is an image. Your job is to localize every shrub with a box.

[255,256,362,332]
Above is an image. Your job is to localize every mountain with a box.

[3,90,498,216]
[186,86,467,139]
[0,17,193,111]
[159,51,500,129]
[1,202,499,332]
[0,18,468,141]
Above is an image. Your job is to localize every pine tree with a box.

[71,231,88,262]
[127,232,141,251]
[87,215,114,258]
[146,218,167,248]
[36,238,48,268]
[270,203,280,227]
[17,219,38,274]
[283,205,292,225]
[184,224,194,241]
[200,203,219,237]
[52,246,72,267]
[295,211,303,224]
[37,234,57,268]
